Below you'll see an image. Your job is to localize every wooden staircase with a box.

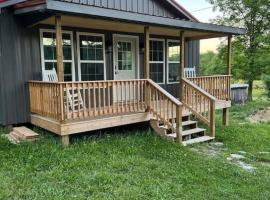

[147,79,216,146]
[6,127,39,144]
[150,113,214,146]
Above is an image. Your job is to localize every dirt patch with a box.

[248,107,270,123]
[227,153,256,172]
[190,142,226,157]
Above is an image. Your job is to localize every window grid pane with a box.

[117,41,132,71]
[81,63,104,81]
[150,40,164,83]
[168,41,180,83]
[44,61,73,82]
[79,35,104,61]
[42,31,73,81]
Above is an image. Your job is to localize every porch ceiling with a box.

[16,0,245,40]
[39,15,229,40]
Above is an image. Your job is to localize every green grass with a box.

[0,90,270,199]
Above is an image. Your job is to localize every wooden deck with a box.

[29,77,232,145]
[31,99,230,136]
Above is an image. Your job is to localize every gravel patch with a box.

[227,153,256,172]
[248,107,270,123]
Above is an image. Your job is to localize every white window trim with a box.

[149,38,165,84]
[167,39,181,84]
[77,32,106,81]
[40,29,75,81]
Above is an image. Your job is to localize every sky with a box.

[176,0,222,53]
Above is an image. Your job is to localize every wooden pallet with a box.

[6,127,39,144]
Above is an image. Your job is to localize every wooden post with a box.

[223,35,232,126]
[210,101,216,137]
[227,35,232,75]
[223,108,229,126]
[144,26,150,79]
[55,15,64,82]
[144,26,150,111]
[176,105,183,144]
[179,31,185,102]
[61,135,69,146]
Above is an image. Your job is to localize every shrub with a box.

[262,75,270,98]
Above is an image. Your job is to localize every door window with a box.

[117,41,132,71]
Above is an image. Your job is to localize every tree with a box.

[200,51,226,75]
[208,0,270,100]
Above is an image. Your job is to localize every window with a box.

[77,33,106,81]
[149,39,165,84]
[40,30,74,81]
[167,41,180,83]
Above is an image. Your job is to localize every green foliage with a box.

[262,75,270,97]
[0,93,270,199]
[200,51,226,75]
[207,0,270,100]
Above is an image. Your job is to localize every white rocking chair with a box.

[43,68,83,111]
[184,66,197,78]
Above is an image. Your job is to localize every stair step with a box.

[167,128,206,138]
[13,127,39,139]
[182,120,197,127]
[182,136,214,146]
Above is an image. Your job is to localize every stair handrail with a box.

[182,78,216,137]
[147,79,183,143]
[147,79,182,106]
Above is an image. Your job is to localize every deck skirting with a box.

[31,112,151,136]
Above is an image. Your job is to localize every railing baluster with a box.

[93,82,96,117]
[88,82,91,117]
[82,83,86,118]
[108,82,111,114]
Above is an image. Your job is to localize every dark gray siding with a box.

[0,16,199,125]
[58,0,188,19]
[0,10,41,125]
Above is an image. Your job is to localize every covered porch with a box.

[20,2,244,145]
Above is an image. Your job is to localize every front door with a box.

[113,36,138,103]
[114,36,137,80]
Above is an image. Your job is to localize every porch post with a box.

[179,31,185,102]
[55,15,64,82]
[144,26,151,111]
[144,26,150,79]
[223,35,232,126]
[227,35,232,75]
[61,135,69,146]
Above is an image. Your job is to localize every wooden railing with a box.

[147,79,183,142]
[29,81,63,120]
[29,80,148,121]
[29,79,183,142]
[188,75,231,100]
[182,78,216,137]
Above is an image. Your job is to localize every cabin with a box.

[0,0,245,145]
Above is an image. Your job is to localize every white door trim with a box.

[112,34,140,80]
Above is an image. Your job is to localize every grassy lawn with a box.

[0,89,270,199]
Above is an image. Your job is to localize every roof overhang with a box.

[0,0,26,12]
[14,0,246,39]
